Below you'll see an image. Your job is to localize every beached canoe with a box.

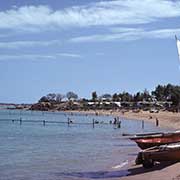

[129,131,180,149]
[136,143,180,168]
[122,132,164,137]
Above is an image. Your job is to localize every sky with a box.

[0,0,180,103]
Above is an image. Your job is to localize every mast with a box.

[175,35,180,62]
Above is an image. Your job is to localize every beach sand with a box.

[116,110,180,180]
[67,109,180,179]
[121,162,180,180]
[70,109,180,129]
[119,110,180,130]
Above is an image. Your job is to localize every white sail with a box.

[176,35,180,61]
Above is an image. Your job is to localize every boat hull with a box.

[136,143,180,168]
[130,133,180,149]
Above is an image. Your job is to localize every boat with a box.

[122,132,164,137]
[136,142,180,168]
[129,131,180,149]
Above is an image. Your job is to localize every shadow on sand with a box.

[55,169,129,179]
[55,162,178,179]
[127,161,178,177]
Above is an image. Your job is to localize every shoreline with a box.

[65,109,180,130]
[66,109,180,180]
[2,108,180,179]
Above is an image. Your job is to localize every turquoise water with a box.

[0,110,162,180]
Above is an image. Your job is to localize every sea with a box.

[0,109,163,180]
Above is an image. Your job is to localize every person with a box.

[116,117,121,128]
[156,118,159,126]
[113,117,117,125]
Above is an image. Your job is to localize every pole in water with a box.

[156,118,159,127]
[118,120,121,128]
[43,120,46,126]
[68,118,70,127]
[20,118,22,125]
[142,120,144,129]
[93,119,95,128]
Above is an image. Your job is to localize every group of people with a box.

[109,117,121,128]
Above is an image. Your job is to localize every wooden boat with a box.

[129,131,180,149]
[122,132,164,137]
[136,143,180,168]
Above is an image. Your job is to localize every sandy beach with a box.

[70,109,180,129]
[116,110,180,180]
[68,109,180,180]
[121,162,180,180]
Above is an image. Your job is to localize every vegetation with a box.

[91,91,97,101]
[66,91,78,101]
[33,84,180,112]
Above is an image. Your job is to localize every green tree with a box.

[66,91,78,101]
[92,91,97,101]
[112,93,119,101]
[100,94,112,101]
[56,93,65,103]
[39,96,49,103]
[119,91,133,102]
[152,85,165,101]
[134,92,143,102]
[142,89,151,101]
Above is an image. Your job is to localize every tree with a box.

[100,94,112,101]
[142,89,151,101]
[152,85,165,101]
[152,84,180,109]
[46,93,56,102]
[92,91,97,101]
[119,91,133,102]
[164,84,173,100]
[134,92,143,102]
[112,93,119,101]
[39,96,49,103]
[56,93,65,103]
[66,91,78,101]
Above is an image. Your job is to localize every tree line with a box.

[38,84,180,110]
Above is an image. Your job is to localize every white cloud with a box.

[0,53,82,60]
[56,53,82,58]
[1,1,180,30]
[146,28,180,39]
[0,54,55,60]
[70,27,180,42]
[0,40,61,49]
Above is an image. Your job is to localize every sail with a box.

[176,35,180,61]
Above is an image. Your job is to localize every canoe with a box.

[122,132,164,137]
[129,131,180,149]
[136,142,180,168]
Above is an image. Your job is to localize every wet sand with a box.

[121,162,180,180]
[116,110,180,180]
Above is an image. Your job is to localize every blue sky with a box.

[0,0,180,103]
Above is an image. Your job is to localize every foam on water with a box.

[112,160,129,169]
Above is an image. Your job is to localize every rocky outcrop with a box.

[30,102,53,111]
